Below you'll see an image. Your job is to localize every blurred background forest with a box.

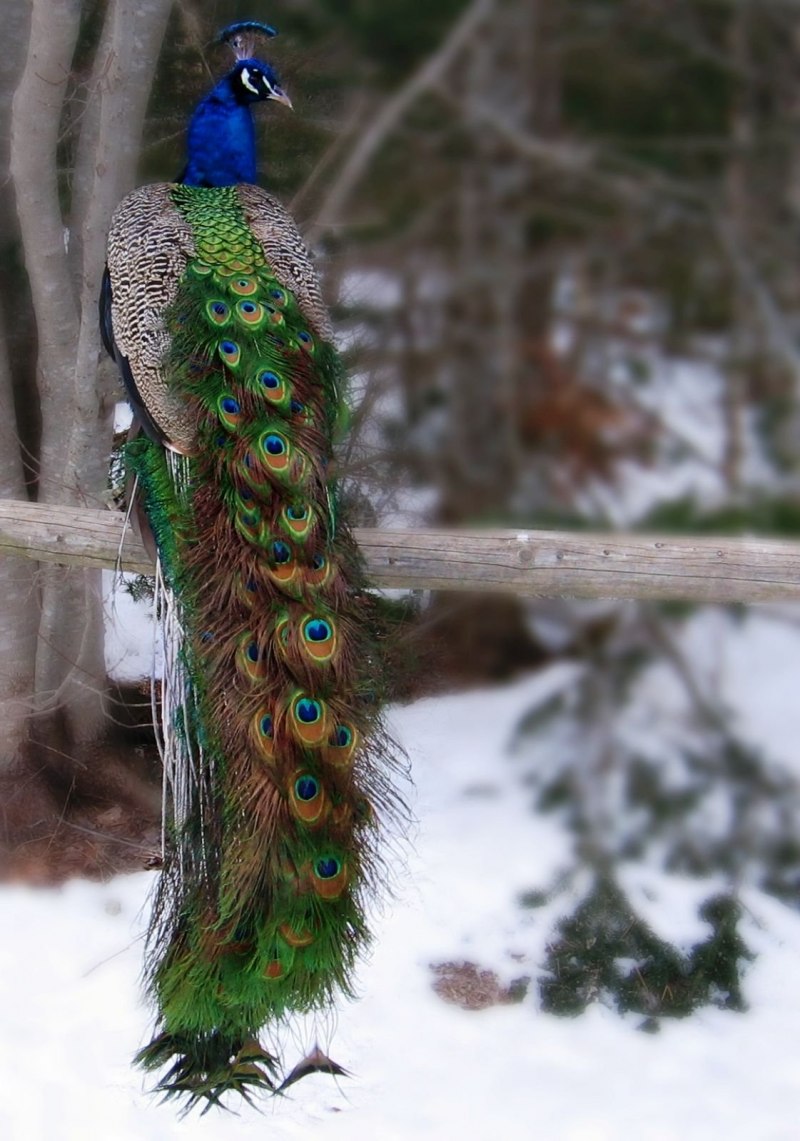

[1,0,800,1026]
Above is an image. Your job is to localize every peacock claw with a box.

[278,1044,351,1092]
[138,1031,281,1113]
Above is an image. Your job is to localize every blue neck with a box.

[181,75,258,188]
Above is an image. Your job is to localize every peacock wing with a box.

[104,183,199,454]
[235,185,334,343]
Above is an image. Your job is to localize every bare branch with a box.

[714,218,800,385]
[305,0,494,241]
[457,97,800,389]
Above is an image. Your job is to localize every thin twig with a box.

[306,0,494,241]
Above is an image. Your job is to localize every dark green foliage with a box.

[124,574,155,604]
[641,496,800,539]
[514,597,800,1025]
[517,601,800,902]
[539,877,752,1024]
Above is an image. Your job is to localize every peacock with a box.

[101,21,404,1111]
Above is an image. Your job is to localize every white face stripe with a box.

[240,67,260,96]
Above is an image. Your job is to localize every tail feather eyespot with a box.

[236,299,266,327]
[322,723,359,769]
[310,855,347,900]
[218,339,241,367]
[278,922,314,948]
[237,632,268,682]
[251,708,276,762]
[300,615,337,663]
[217,392,243,431]
[288,772,329,825]
[306,552,334,589]
[264,539,298,588]
[230,275,258,296]
[280,502,316,541]
[257,369,288,407]
[206,299,230,326]
[289,693,329,746]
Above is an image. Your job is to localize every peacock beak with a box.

[269,87,293,110]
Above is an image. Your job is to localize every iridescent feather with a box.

[102,26,405,1112]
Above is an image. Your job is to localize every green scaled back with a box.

[129,185,404,1110]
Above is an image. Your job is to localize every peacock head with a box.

[228,57,292,109]
[181,21,292,186]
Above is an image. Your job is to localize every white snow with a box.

[103,570,160,682]
[3,644,800,1140]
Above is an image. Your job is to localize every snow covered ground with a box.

[3,622,800,1141]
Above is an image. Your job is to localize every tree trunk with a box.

[10,0,172,756]
[0,0,38,769]
[0,0,172,874]
[0,312,37,765]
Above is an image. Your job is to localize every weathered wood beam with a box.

[0,498,798,604]
[359,527,800,604]
[0,499,153,574]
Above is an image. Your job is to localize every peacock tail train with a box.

[104,179,404,1110]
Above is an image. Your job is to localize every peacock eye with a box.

[334,725,352,748]
[259,370,280,389]
[237,299,264,325]
[294,775,319,802]
[295,698,321,724]
[207,300,229,324]
[315,857,340,880]
[260,714,273,738]
[264,433,285,455]
[272,540,291,564]
[219,339,241,366]
[304,618,332,643]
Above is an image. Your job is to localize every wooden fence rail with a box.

[1,499,798,605]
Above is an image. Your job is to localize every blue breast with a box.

[182,80,257,187]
